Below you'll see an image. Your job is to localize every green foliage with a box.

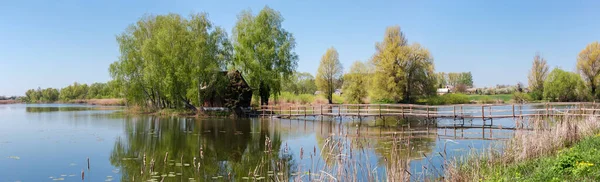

[371,26,436,103]
[423,94,470,105]
[274,92,315,105]
[342,61,369,104]
[512,92,532,103]
[59,82,89,101]
[281,72,317,95]
[316,47,343,104]
[577,41,600,99]
[110,13,232,110]
[437,72,473,88]
[481,134,600,181]
[232,6,298,105]
[529,89,544,101]
[543,68,590,102]
[24,82,118,103]
[24,87,59,103]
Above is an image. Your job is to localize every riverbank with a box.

[445,116,600,181]
[0,100,21,104]
[63,99,125,106]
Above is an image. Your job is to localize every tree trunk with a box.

[591,80,596,100]
[259,82,270,105]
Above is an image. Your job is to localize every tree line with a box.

[106,6,600,109]
[527,42,600,102]
[23,81,119,103]
[315,26,437,104]
[109,7,296,110]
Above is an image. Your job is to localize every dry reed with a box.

[444,116,600,181]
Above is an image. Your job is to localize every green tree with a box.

[460,72,473,87]
[109,13,231,110]
[343,61,369,104]
[316,47,343,104]
[544,68,589,102]
[576,41,600,99]
[371,26,436,103]
[41,88,59,102]
[527,53,549,100]
[232,6,298,105]
[282,72,317,95]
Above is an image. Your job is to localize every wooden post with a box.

[358,105,360,117]
[481,105,485,119]
[379,104,382,118]
[304,106,307,117]
[262,106,265,118]
[512,104,515,117]
[426,105,430,118]
[546,103,549,117]
[461,105,464,118]
[453,106,456,118]
[339,105,341,117]
[401,105,405,118]
[289,106,292,117]
[320,105,323,116]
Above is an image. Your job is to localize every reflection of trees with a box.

[313,118,436,181]
[26,107,92,112]
[110,117,293,181]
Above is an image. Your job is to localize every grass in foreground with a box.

[479,133,600,181]
[445,117,600,181]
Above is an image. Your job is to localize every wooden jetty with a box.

[253,102,600,119]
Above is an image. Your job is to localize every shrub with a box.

[478,96,495,104]
[512,92,532,103]
[426,94,470,105]
[544,68,589,102]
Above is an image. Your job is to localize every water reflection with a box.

[110,116,294,181]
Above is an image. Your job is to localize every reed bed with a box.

[444,116,600,181]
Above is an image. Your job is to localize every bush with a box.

[512,92,532,103]
[273,92,315,104]
[478,96,495,104]
[426,94,470,105]
[544,68,589,102]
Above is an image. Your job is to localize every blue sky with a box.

[1,0,599,96]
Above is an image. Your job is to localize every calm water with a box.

[0,104,535,181]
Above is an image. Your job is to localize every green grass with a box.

[272,92,316,104]
[479,133,600,181]
[419,93,471,105]
[467,94,512,102]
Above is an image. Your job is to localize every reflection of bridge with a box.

[254,102,600,119]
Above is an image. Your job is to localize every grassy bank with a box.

[480,134,600,181]
[445,117,600,181]
[467,94,512,103]
[0,100,21,104]
[269,92,344,105]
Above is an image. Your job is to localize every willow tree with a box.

[316,47,343,104]
[527,53,549,100]
[371,26,435,103]
[232,7,298,105]
[109,13,231,110]
[576,41,600,99]
[343,61,369,104]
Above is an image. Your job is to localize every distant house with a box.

[466,88,478,94]
[334,89,343,95]
[314,91,322,95]
[202,70,252,111]
[436,88,451,95]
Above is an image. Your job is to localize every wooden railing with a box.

[252,102,600,119]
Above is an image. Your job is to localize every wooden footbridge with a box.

[253,102,600,119]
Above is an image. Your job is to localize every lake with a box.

[0,104,530,181]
